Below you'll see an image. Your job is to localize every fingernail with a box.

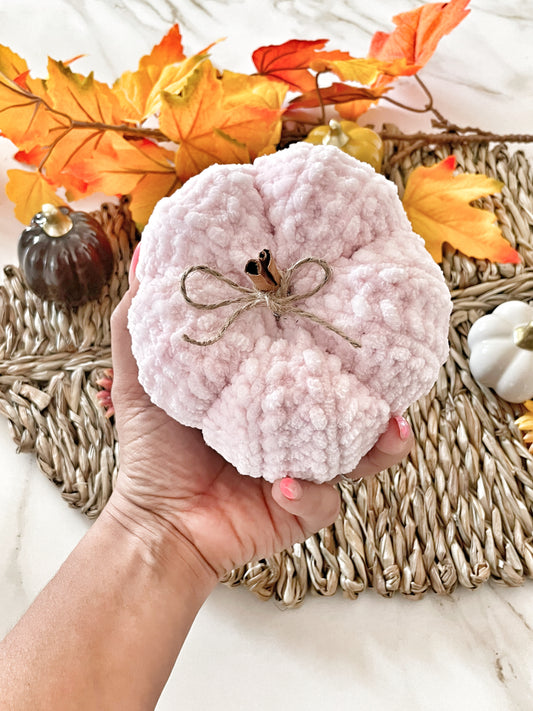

[129,243,141,281]
[279,477,302,501]
[394,415,411,441]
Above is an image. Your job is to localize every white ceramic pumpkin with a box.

[467,300,533,403]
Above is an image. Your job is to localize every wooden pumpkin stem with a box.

[514,321,533,350]
[245,249,281,292]
[323,120,349,149]
[38,204,73,238]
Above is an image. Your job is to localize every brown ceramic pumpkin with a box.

[18,204,114,307]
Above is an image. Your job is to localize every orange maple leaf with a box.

[113,24,187,119]
[14,145,48,167]
[402,156,520,264]
[66,134,175,194]
[252,39,351,93]
[42,59,134,195]
[369,0,470,75]
[0,46,67,148]
[160,60,282,181]
[66,134,178,225]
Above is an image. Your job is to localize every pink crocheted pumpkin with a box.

[128,143,451,483]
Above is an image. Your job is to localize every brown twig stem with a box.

[380,129,533,145]
[68,120,167,142]
[315,71,327,126]
[413,74,450,127]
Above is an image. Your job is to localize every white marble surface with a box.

[1,1,533,709]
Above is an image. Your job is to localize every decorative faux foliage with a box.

[0,0,529,264]
[516,401,533,455]
[402,156,521,264]
[368,0,471,74]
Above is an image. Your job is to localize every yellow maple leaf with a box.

[0,44,28,79]
[310,56,386,84]
[160,60,282,181]
[516,401,533,454]
[113,24,186,120]
[128,172,181,226]
[402,156,520,264]
[222,70,288,109]
[143,54,208,118]
[221,71,286,155]
[6,169,66,223]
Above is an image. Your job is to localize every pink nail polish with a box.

[279,477,302,501]
[394,415,411,441]
[129,243,141,281]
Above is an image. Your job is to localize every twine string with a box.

[180,256,361,348]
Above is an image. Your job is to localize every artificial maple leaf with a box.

[113,24,186,119]
[66,133,175,194]
[68,134,179,225]
[309,56,401,85]
[138,23,185,73]
[128,171,181,226]
[13,70,30,90]
[46,58,125,124]
[402,156,520,264]
[222,71,288,109]
[336,99,378,121]
[41,127,108,200]
[66,134,178,224]
[6,169,65,223]
[0,44,30,85]
[160,60,281,181]
[252,39,351,93]
[0,46,67,148]
[14,145,48,167]
[516,401,533,454]
[369,0,470,75]
[142,54,208,118]
[288,82,386,111]
[42,59,135,194]
[221,71,287,154]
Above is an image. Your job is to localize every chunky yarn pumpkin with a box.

[128,143,452,483]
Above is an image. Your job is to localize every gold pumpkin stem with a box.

[514,321,533,350]
[323,119,350,149]
[38,204,73,238]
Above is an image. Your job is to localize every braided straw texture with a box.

[1,141,533,606]
[0,198,138,517]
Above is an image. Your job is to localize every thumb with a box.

[271,477,340,536]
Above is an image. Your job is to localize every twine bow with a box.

[180,250,360,349]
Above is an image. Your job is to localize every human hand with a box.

[106,250,414,580]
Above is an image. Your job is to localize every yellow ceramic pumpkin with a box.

[304,119,383,172]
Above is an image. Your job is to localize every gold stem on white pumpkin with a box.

[245,249,281,292]
[322,119,350,149]
[37,204,73,238]
[514,321,533,350]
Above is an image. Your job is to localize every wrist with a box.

[101,489,218,596]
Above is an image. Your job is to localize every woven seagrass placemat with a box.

[1,142,533,607]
